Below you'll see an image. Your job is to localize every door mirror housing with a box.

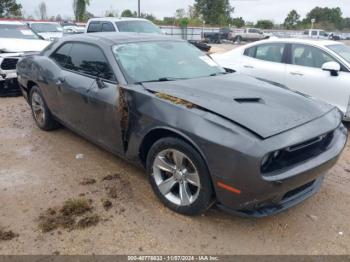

[322,61,341,76]
[96,77,107,89]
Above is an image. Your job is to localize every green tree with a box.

[73,0,90,22]
[255,20,274,29]
[0,0,22,18]
[121,9,134,17]
[302,7,344,30]
[194,0,233,25]
[284,10,300,29]
[231,17,245,28]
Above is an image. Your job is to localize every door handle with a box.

[243,65,254,69]
[290,71,304,76]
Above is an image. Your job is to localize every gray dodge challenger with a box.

[17,33,347,217]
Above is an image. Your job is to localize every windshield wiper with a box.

[135,77,187,84]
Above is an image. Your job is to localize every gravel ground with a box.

[0,96,350,255]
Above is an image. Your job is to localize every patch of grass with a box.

[60,198,92,216]
[38,198,95,233]
[76,215,100,229]
[0,228,18,241]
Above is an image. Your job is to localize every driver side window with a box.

[291,44,334,68]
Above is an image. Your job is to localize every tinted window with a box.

[51,43,73,67]
[291,44,334,68]
[87,21,101,33]
[66,43,115,81]
[311,31,317,36]
[116,21,161,34]
[254,44,285,63]
[101,22,115,32]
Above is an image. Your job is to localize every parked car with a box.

[27,21,64,41]
[17,33,346,217]
[85,17,210,52]
[229,28,268,44]
[203,28,232,43]
[0,21,50,97]
[62,22,85,34]
[302,29,329,39]
[212,38,350,120]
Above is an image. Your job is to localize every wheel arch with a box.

[139,127,208,170]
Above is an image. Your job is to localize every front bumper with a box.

[209,112,347,217]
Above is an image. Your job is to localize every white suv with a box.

[85,17,162,34]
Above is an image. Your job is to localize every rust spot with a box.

[155,93,194,109]
[118,86,130,148]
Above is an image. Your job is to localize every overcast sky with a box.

[17,0,350,23]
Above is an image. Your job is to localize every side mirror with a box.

[96,77,107,89]
[322,61,341,76]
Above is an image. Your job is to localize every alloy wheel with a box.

[152,149,201,206]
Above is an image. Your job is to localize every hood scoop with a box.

[234,97,264,104]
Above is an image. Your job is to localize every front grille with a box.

[262,131,334,175]
[1,58,19,70]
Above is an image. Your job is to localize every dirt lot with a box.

[0,95,350,255]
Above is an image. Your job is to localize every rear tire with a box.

[30,86,59,131]
[146,137,213,216]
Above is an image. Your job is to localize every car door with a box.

[285,43,350,114]
[239,43,287,86]
[56,42,125,154]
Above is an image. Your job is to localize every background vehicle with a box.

[0,21,50,97]
[229,28,268,44]
[302,29,329,39]
[17,33,346,217]
[27,21,63,41]
[212,38,350,120]
[86,17,162,34]
[62,22,85,34]
[86,17,210,52]
[203,28,232,43]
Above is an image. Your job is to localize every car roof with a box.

[0,20,25,25]
[87,17,150,23]
[252,38,344,47]
[28,21,60,25]
[61,32,180,45]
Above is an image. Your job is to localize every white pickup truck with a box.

[229,28,268,43]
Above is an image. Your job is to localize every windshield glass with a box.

[113,41,225,83]
[0,24,40,39]
[31,23,63,33]
[327,44,350,63]
[116,21,162,34]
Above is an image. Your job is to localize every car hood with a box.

[37,32,63,40]
[143,74,335,139]
[0,38,50,53]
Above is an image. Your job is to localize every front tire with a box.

[146,137,213,216]
[30,86,59,131]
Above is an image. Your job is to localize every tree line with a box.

[1,0,350,31]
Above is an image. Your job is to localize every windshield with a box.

[116,21,162,34]
[31,23,63,33]
[113,41,225,83]
[0,24,40,39]
[327,44,350,63]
